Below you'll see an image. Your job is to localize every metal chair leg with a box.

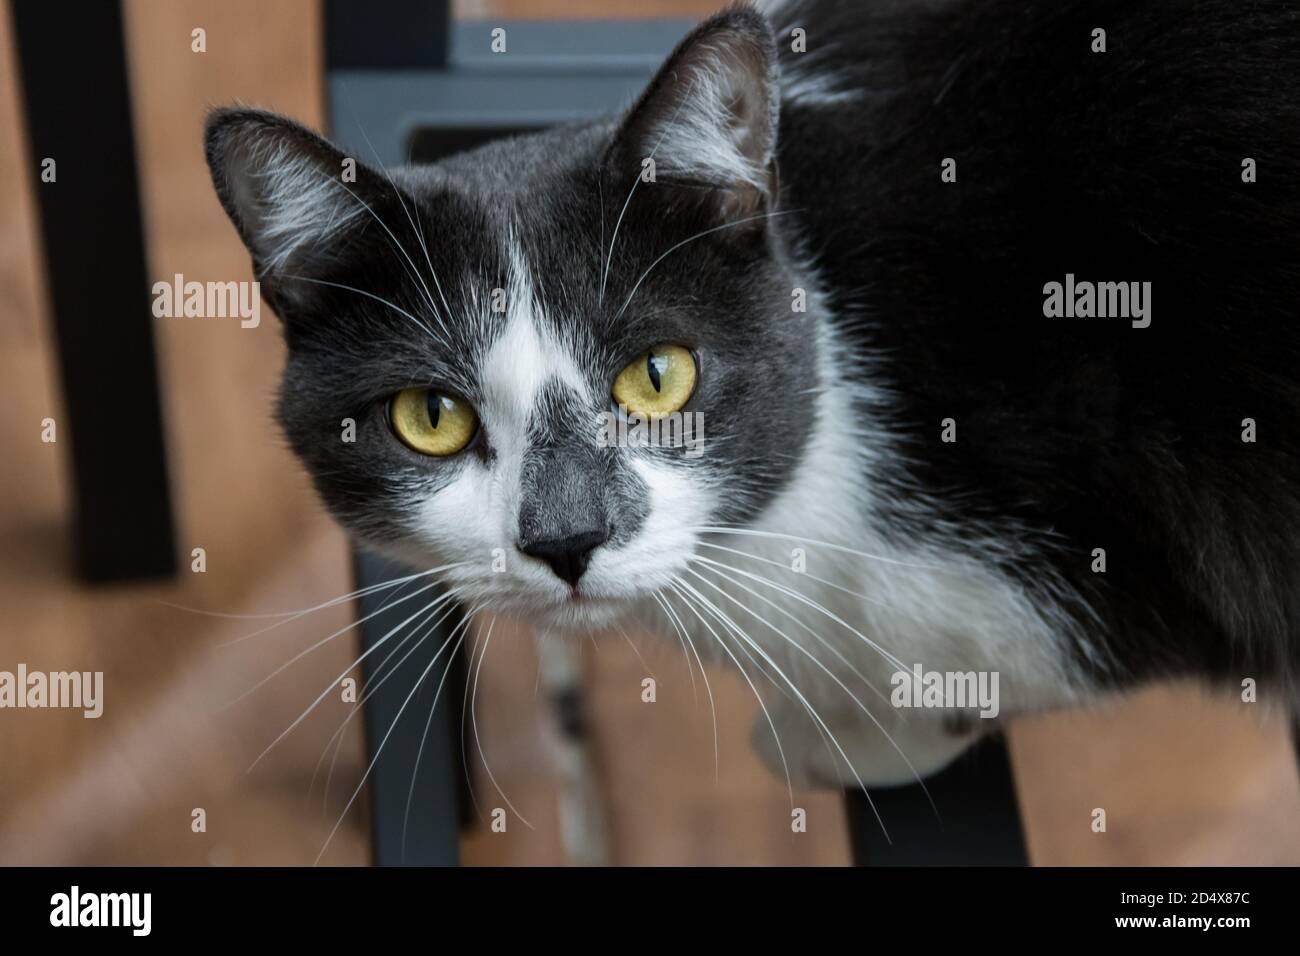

[11,0,176,582]
[845,734,1030,866]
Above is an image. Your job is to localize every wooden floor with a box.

[0,0,1296,867]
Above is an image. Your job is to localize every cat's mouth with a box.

[487,547,658,628]
[505,588,632,632]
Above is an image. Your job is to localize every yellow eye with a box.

[611,344,697,418]
[389,388,478,456]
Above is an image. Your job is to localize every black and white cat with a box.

[205,0,1300,787]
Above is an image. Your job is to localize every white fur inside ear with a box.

[643,37,776,193]
[229,137,365,274]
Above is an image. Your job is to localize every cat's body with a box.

[207,0,1300,787]
[745,0,1300,780]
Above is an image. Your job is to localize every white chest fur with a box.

[662,321,1091,786]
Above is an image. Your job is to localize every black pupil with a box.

[426,393,442,428]
[647,353,666,392]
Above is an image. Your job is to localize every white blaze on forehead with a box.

[474,236,591,531]
[481,314,555,417]
[479,237,588,417]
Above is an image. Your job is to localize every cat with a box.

[205,0,1300,788]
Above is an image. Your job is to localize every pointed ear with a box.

[610,7,779,217]
[204,108,394,315]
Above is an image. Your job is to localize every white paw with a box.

[751,704,988,789]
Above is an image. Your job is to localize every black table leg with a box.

[353,551,465,866]
[1291,718,1300,784]
[11,0,176,582]
[845,734,1030,866]
[324,0,466,870]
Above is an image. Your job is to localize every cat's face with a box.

[207,10,817,630]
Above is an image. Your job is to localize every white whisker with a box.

[466,616,534,829]
[311,596,466,812]
[656,590,719,781]
[614,210,798,321]
[690,525,944,571]
[668,579,794,808]
[306,167,442,321]
[355,121,458,335]
[612,621,656,681]
[159,566,424,626]
[244,584,461,772]
[402,607,481,858]
[687,563,936,814]
[651,591,699,702]
[695,539,938,631]
[283,274,446,347]
[598,79,698,306]
[670,572,892,842]
[691,553,910,680]
[312,598,474,865]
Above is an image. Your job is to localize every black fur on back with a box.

[773,0,1300,694]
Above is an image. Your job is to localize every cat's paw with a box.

[751,706,988,789]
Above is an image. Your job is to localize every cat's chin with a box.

[485,591,635,634]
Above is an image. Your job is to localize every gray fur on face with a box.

[205,9,818,623]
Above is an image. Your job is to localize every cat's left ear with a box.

[608,6,779,218]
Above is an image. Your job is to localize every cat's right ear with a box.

[204,108,393,316]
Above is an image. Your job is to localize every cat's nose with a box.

[518,529,607,588]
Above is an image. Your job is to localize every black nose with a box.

[519,529,607,588]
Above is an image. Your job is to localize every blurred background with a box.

[0,0,1297,866]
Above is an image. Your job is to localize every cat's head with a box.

[205,8,821,630]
